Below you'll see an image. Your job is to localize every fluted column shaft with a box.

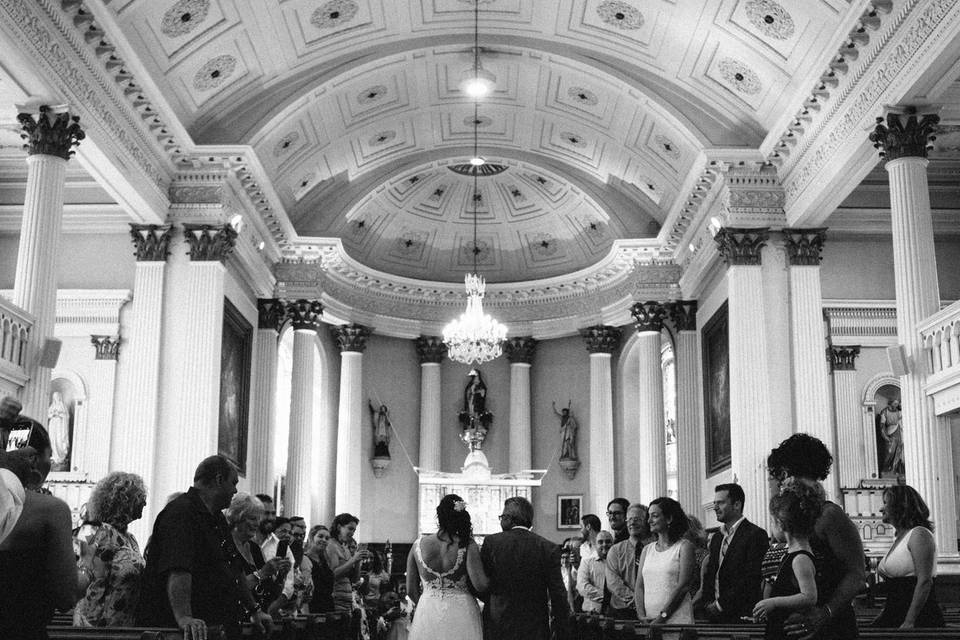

[674,329,701,512]
[14,154,67,417]
[887,156,957,552]
[419,363,442,471]
[333,325,370,514]
[830,347,865,488]
[287,329,316,517]
[637,331,666,503]
[509,363,532,473]
[581,326,620,514]
[248,309,280,494]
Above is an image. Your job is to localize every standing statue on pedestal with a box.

[554,400,581,480]
[368,400,392,477]
[48,391,70,472]
[459,369,493,451]
[879,399,904,477]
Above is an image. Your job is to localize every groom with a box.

[480,496,570,640]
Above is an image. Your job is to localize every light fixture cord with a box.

[472,0,480,276]
[474,0,480,73]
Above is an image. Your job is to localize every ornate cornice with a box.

[631,301,668,333]
[17,106,84,159]
[580,325,621,354]
[129,224,173,261]
[331,324,371,353]
[90,334,120,360]
[667,300,698,332]
[183,224,237,262]
[415,336,447,364]
[714,227,769,266]
[257,298,286,332]
[783,228,827,266]
[285,299,323,332]
[828,345,861,371]
[823,301,898,347]
[504,337,538,364]
[869,110,940,161]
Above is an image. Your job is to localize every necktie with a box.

[715,527,732,598]
[634,539,643,569]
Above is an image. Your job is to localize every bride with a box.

[406,494,489,640]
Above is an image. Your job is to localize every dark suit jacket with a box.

[701,518,768,623]
[480,527,570,640]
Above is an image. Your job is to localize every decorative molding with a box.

[714,227,770,266]
[129,224,173,262]
[631,301,668,333]
[667,300,698,332]
[0,290,132,339]
[17,106,84,159]
[783,228,827,266]
[285,299,323,332]
[90,335,120,361]
[828,345,861,371]
[257,298,285,332]
[415,336,447,364]
[182,224,237,262]
[869,110,940,161]
[823,301,897,347]
[580,325,622,354]
[504,337,537,364]
[722,167,786,228]
[331,323,371,353]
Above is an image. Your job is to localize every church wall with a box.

[0,232,136,289]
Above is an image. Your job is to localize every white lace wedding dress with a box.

[408,536,482,640]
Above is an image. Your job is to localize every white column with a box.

[785,229,836,496]
[580,326,620,515]
[631,303,668,503]
[829,347,866,488]
[873,110,957,553]
[333,325,370,514]
[669,302,702,514]
[287,306,320,518]
[247,299,283,495]
[111,226,170,534]
[505,337,536,474]
[415,337,445,472]
[716,228,773,522]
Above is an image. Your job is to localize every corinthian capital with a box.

[257,299,286,332]
[285,300,323,332]
[714,227,769,266]
[828,345,860,371]
[331,324,371,353]
[631,301,668,333]
[783,228,827,266]
[17,105,85,159]
[129,224,174,261]
[580,325,621,354]
[183,223,237,262]
[667,301,698,332]
[869,109,939,162]
[415,336,447,364]
[504,337,537,364]
[91,335,120,360]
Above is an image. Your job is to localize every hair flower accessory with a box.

[454,500,467,512]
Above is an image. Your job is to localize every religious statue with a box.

[553,401,578,461]
[368,400,391,458]
[879,399,904,477]
[458,369,493,451]
[48,391,70,471]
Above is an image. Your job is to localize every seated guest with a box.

[577,530,613,613]
[605,503,649,619]
[224,493,288,612]
[872,485,944,628]
[635,497,695,625]
[327,513,371,612]
[579,514,602,564]
[767,434,865,640]
[696,483,768,623]
[137,455,271,639]
[306,525,335,613]
[73,471,147,627]
[0,451,77,640]
[607,498,630,544]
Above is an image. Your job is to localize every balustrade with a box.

[0,296,34,392]
[919,300,960,415]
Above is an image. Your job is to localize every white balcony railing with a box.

[0,295,34,392]
[920,300,960,415]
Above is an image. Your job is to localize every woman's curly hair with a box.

[87,471,146,529]
[767,433,833,481]
[770,477,825,537]
[437,494,473,548]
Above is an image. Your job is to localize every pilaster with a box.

[631,303,667,502]
[829,346,868,488]
[505,337,537,474]
[580,325,620,513]
[333,324,370,513]
[416,337,446,471]
[668,301,701,512]
[246,299,284,494]
[287,301,322,518]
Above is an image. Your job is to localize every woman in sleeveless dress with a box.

[635,497,695,629]
[872,485,944,628]
[406,494,489,640]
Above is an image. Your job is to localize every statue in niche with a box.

[879,399,905,477]
[368,400,391,458]
[553,401,578,461]
[458,370,493,451]
[48,391,70,472]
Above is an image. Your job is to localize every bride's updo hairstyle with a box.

[437,493,473,547]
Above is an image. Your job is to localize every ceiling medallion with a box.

[531,233,559,256]
[562,132,587,148]
[368,130,396,146]
[193,55,237,91]
[311,0,359,29]
[463,115,492,128]
[161,0,209,38]
[273,132,300,157]
[654,134,681,159]
[718,58,762,95]
[358,85,388,104]
[568,86,599,106]
[745,0,795,40]
[596,1,644,29]
[448,162,508,176]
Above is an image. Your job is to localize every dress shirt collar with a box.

[721,515,746,538]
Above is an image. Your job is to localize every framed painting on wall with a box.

[557,494,582,529]
[219,299,252,474]
[702,301,731,474]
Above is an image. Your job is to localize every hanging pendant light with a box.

[457,0,496,98]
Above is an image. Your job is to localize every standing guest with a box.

[287,517,314,613]
[137,455,271,640]
[753,479,823,640]
[872,485,944,628]
[260,516,297,615]
[768,434,865,640]
[579,514,602,564]
[0,452,77,640]
[696,483,768,623]
[684,516,709,599]
[306,525,335,613]
[365,549,392,607]
[607,498,630,544]
[327,513,371,612]
[635,497,695,625]
[0,395,22,450]
[605,503,649,619]
[223,493,287,613]
[560,536,583,613]
[577,530,613,613]
[73,472,147,627]
[254,494,276,545]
